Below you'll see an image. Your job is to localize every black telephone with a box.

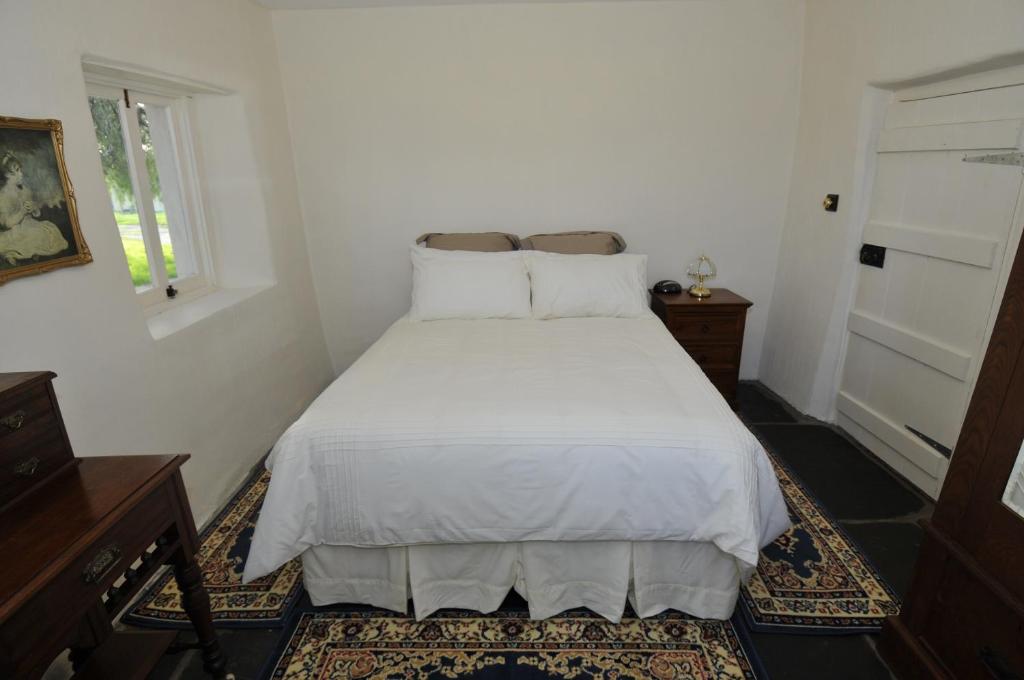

[653,280,683,294]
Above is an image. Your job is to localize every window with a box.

[87,83,211,307]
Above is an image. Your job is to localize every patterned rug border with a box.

[259,607,771,680]
[122,462,305,630]
[741,427,902,635]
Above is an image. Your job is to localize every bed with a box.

[242,310,791,622]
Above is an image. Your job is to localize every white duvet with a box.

[243,312,790,584]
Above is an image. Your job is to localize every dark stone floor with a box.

[145,381,932,680]
[738,382,932,680]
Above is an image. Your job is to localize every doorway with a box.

[837,70,1024,498]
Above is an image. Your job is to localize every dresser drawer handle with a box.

[700,324,711,334]
[82,544,122,584]
[13,456,40,477]
[1,410,26,431]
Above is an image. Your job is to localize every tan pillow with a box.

[521,231,626,255]
[416,232,522,252]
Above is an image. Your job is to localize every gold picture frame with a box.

[0,116,92,285]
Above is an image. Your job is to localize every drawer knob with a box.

[13,456,40,477]
[82,544,122,584]
[1,409,26,430]
[700,323,711,334]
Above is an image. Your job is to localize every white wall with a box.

[760,0,1024,418]
[272,0,805,377]
[0,0,333,522]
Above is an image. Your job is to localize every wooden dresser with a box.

[650,288,752,406]
[0,371,227,679]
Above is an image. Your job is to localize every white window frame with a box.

[86,81,214,309]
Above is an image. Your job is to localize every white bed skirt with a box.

[301,540,744,623]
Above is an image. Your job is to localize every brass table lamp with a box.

[686,254,716,298]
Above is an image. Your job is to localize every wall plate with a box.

[860,243,885,268]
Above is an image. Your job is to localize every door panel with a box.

[838,81,1024,498]
[878,167,1024,676]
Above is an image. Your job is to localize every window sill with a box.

[146,285,272,340]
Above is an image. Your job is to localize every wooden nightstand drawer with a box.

[680,343,739,371]
[650,289,751,407]
[667,311,744,341]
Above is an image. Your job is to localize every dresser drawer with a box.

[0,383,73,508]
[0,486,175,676]
[0,383,53,442]
[0,419,71,504]
[667,311,744,341]
[680,343,739,371]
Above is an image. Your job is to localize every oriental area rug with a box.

[262,609,764,680]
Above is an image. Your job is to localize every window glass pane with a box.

[87,95,152,291]
[136,100,196,282]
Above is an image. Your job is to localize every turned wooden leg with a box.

[69,601,113,671]
[173,554,229,679]
[68,647,92,673]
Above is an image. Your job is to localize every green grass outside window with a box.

[115,211,168,226]
[116,211,176,287]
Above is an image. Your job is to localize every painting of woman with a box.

[0,151,69,265]
[0,117,91,284]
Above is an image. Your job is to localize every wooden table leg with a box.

[173,553,229,679]
[68,602,113,672]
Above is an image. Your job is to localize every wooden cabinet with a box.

[650,288,752,406]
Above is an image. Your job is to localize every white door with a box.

[837,72,1024,499]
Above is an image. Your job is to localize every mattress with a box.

[243,313,790,585]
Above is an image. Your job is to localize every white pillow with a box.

[409,246,532,321]
[526,251,648,319]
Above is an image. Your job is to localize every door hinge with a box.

[906,425,952,458]
[962,151,1024,168]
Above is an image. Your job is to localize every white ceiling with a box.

[253,0,650,9]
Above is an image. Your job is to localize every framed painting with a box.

[0,116,91,285]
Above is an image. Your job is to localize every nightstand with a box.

[650,288,752,406]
